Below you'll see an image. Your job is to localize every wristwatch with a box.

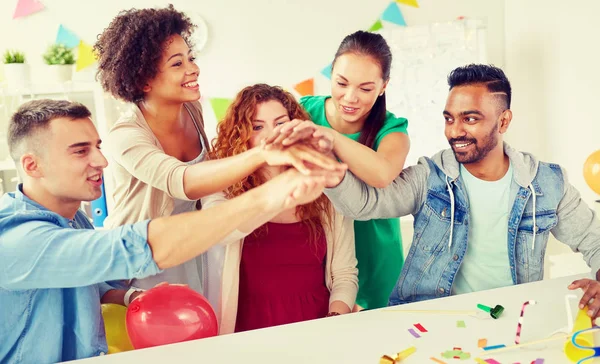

[124,287,144,307]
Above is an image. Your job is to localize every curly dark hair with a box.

[94,4,196,102]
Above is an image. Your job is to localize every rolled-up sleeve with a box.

[0,219,161,290]
[107,121,191,200]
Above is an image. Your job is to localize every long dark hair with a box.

[331,30,392,149]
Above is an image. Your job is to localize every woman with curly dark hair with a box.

[94,5,340,302]
[202,84,357,334]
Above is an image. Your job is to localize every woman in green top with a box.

[266,31,410,310]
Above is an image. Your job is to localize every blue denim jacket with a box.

[0,186,161,363]
[325,143,600,305]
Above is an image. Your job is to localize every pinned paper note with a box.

[368,19,383,32]
[56,25,80,49]
[293,78,314,96]
[209,97,232,122]
[320,63,333,79]
[76,41,96,71]
[13,0,45,19]
[381,2,406,26]
[396,0,419,7]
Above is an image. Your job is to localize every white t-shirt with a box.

[131,130,207,294]
[452,162,514,295]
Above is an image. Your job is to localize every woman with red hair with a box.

[203,84,358,334]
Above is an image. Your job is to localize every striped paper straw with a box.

[515,300,537,344]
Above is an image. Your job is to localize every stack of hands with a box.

[256,119,343,210]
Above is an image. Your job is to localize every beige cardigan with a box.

[201,192,359,335]
[104,101,209,227]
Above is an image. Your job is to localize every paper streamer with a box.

[430,358,447,364]
[414,323,428,332]
[13,0,44,19]
[483,344,506,351]
[484,360,501,364]
[407,328,420,338]
[515,300,537,344]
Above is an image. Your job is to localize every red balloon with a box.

[126,285,218,349]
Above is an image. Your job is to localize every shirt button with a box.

[438,287,445,294]
[453,254,459,261]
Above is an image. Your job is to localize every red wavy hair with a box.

[210,84,332,243]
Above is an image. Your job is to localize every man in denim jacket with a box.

[0,99,338,363]
[324,64,600,318]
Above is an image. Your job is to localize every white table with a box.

[79,274,600,364]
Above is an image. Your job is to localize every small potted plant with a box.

[2,50,29,87]
[42,43,76,83]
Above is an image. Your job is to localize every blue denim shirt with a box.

[0,186,161,363]
[325,143,600,305]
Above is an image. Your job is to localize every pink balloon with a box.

[126,285,218,349]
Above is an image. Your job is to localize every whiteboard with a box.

[378,19,487,166]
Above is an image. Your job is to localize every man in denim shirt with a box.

[0,99,339,363]
[322,65,600,319]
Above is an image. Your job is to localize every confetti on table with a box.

[456,320,466,328]
[379,355,395,364]
[482,344,506,351]
[414,323,428,332]
[396,346,416,360]
[441,347,471,360]
[430,358,447,364]
[474,359,486,364]
[531,359,544,364]
[484,360,501,364]
[408,328,421,338]
[477,338,487,348]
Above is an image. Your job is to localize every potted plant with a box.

[2,50,30,87]
[42,43,76,83]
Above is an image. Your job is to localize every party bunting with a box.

[76,41,96,71]
[320,63,332,79]
[381,2,406,26]
[396,0,419,8]
[293,78,314,96]
[13,0,45,19]
[210,98,232,122]
[368,19,383,32]
[56,25,80,49]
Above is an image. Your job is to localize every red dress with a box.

[234,221,330,332]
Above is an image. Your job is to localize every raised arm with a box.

[329,130,410,188]
[324,162,429,221]
[0,169,330,290]
[107,122,342,201]
[264,118,410,188]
